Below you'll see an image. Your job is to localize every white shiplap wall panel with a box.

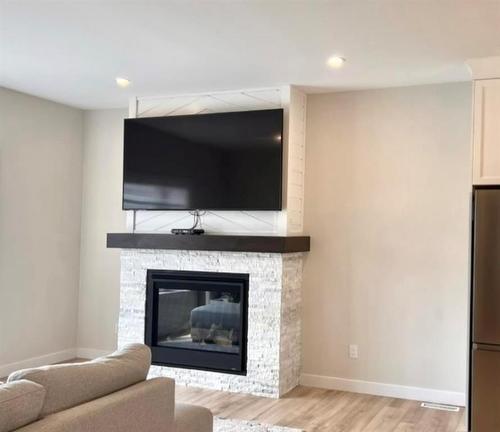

[137,88,282,118]
[134,210,279,235]
[286,87,307,233]
[128,86,306,235]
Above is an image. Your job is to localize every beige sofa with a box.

[0,344,212,432]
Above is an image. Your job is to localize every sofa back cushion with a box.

[8,344,151,417]
[0,380,46,432]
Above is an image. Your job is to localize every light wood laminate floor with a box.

[176,385,467,432]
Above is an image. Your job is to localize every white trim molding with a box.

[0,349,77,378]
[466,56,500,80]
[300,373,466,407]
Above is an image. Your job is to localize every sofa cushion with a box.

[0,380,46,432]
[175,403,213,432]
[14,378,176,432]
[8,343,151,417]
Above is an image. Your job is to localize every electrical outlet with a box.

[349,344,359,359]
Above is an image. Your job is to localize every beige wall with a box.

[0,87,83,368]
[302,83,472,394]
[77,109,127,354]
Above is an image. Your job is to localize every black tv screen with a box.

[123,109,283,211]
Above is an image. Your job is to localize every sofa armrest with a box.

[175,403,213,432]
[15,378,175,432]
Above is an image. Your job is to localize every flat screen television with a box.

[123,109,283,211]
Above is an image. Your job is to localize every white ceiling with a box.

[1,0,499,109]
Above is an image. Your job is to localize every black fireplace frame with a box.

[145,269,248,375]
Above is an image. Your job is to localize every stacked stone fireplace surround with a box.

[118,248,305,398]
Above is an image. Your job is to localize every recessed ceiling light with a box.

[327,56,346,69]
[115,77,131,88]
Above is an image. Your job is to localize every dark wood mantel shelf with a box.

[107,233,310,254]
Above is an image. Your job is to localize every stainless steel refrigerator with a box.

[471,187,500,431]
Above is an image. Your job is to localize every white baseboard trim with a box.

[76,348,113,360]
[300,373,466,407]
[0,349,77,378]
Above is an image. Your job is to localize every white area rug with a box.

[215,418,304,432]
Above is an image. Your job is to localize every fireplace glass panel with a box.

[146,270,248,374]
[156,287,241,354]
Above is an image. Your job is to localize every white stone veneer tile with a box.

[118,249,304,398]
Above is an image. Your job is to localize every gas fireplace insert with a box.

[145,270,248,374]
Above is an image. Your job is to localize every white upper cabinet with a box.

[473,79,500,185]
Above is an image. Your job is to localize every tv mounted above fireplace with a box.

[123,109,283,211]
